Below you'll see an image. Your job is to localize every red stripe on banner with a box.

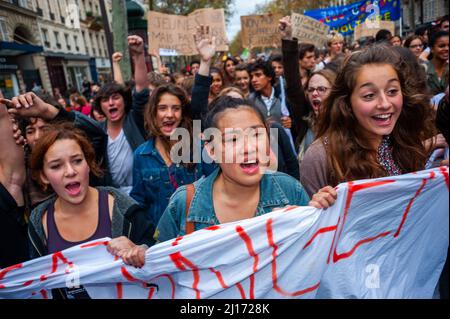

[303,225,338,250]
[121,266,160,293]
[40,252,74,282]
[275,281,321,297]
[172,236,184,246]
[236,225,258,299]
[235,283,247,299]
[334,231,392,261]
[116,283,123,299]
[0,263,23,289]
[169,252,201,299]
[209,268,229,289]
[80,240,109,248]
[394,172,435,238]
[121,267,138,282]
[40,289,48,299]
[333,180,396,263]
[148,287,156,299]
[152,274,176,299]
[23,280,33,287]
[266,218,321,297]
[327,217,340,264]
[205,225,221,231]
[439,166,449,189]
[284,206,300,212]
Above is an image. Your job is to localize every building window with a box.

[35,0,43,15]
[57,1,65,24]
[0,18,8,41]
[65,33,71,50]
[54,31,61,49]
[74,35,79,51]
[42,28,50,47]
[89,32,94,55]
[18,0,28,9]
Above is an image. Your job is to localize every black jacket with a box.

[436,95,449,144]
[0,183,29,269]
[282,38,312,150]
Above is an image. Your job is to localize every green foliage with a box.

[228,30,242,56]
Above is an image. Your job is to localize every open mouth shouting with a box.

[240,159,260,175]
[107,107,121,121]
[372,113,394,127]
[65,181,81,197]
[311,99,322,112]
[161,120,177,134]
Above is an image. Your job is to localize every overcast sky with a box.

[226,0,269,41]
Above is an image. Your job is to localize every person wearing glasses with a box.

[404,35,425,60]
[297,69,337,163]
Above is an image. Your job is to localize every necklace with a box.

[377,136,402,176]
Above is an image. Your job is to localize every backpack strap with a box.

[184,184,195,235]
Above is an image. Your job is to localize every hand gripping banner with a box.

[0,167,448,299]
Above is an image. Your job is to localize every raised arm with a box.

[0,100,25,207]
[128,35,148,93]
[112,52,125,85]
[2,92,110,186]
[279,16,311,148]
[191,25,216,120]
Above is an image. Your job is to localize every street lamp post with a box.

[99,0,115,80]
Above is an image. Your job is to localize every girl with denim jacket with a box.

[107,96,336,268]
[130,83,215,226]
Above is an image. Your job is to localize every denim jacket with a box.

[154,168,310,243]
[130,137,215,225]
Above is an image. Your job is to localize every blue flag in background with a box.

[304,0,401,36]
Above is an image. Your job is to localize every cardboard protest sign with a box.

[148,8,229,56]
[354,20,395,40]
[240,13,283,49]
[0,168,448,299]
[291,13,330,48]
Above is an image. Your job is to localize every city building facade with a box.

[0,0,112,98]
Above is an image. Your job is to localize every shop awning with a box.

[44,52,91,61]
[0,41,44,56]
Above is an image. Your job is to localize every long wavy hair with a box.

[315,44,436,185]
[144,83,194,167]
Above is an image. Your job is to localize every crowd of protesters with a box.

[0,14,448,299]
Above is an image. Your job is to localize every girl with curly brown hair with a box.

[300,44,437,198]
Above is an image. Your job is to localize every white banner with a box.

[0,168,448,299]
